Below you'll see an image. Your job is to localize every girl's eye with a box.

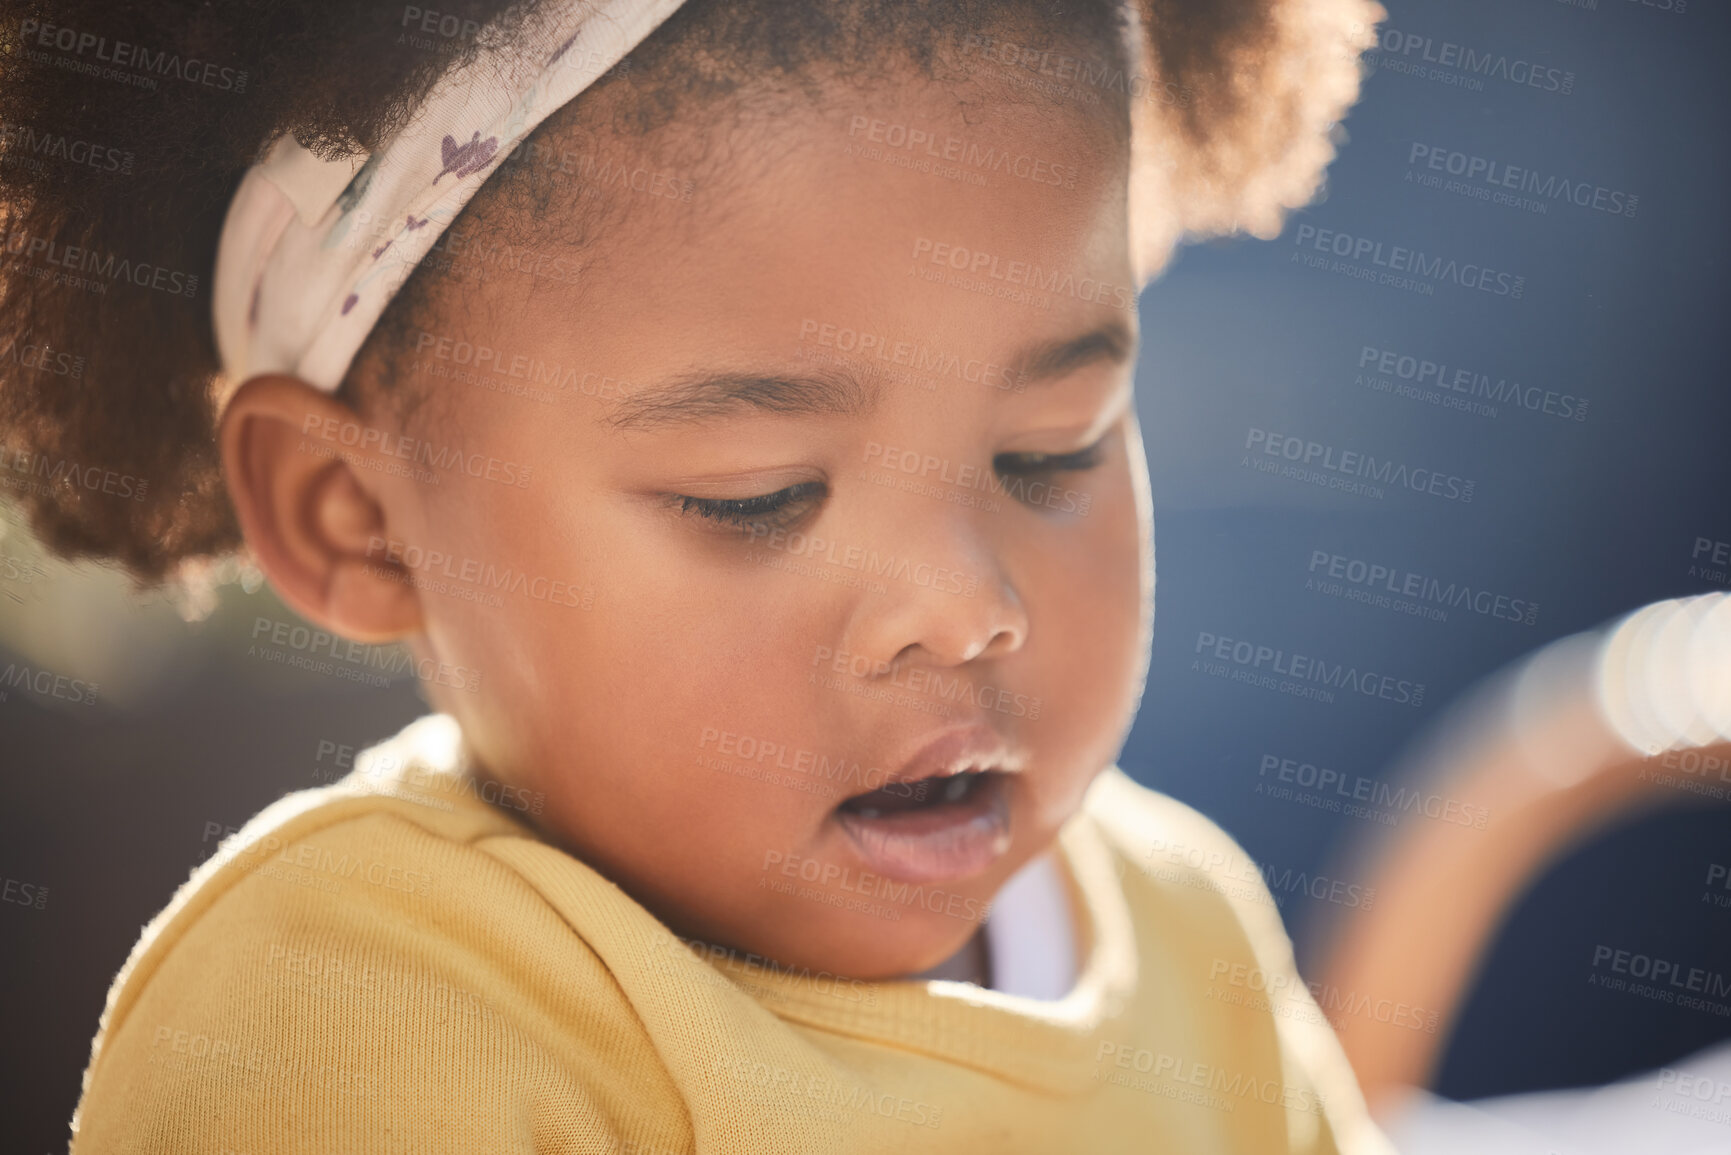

[993,435,1109,479]
[673,480,826,532]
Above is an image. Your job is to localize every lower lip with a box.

[833,775,1012,884]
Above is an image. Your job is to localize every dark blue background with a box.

[1124,0,1731,1101]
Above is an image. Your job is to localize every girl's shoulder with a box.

[1081,765,1258,882]
[1079,765,1302,969]
[1076,767,1397,1155]
[70,715,680,1152]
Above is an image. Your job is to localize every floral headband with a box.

[210,0,688,410]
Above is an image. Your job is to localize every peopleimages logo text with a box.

[1294,225,1524,298]
[911,237,1136,311]
[1245,428,1475,503]
[1195,630,1426,707]
[1307,550,1539,626]
[1407,144,1637,218]
[17,19,249,91]
[1358,345,1587,422]
[1369,27,1574,94]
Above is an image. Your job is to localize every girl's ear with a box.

[218,374,424,643]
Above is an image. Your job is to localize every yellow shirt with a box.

[71,715,1393,1154]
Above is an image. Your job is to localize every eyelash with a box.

[995,439,1108,478]
[675,481,826,531]
[674,435,1109,529]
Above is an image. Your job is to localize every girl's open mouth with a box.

[833,768,1013,884]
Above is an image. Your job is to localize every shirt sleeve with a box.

[1087,768,1398,1155]
[70,808,690,1155]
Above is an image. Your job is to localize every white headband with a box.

[210,0,688,409]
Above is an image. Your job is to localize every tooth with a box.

[943,775,969,803]
[855,807,881,819]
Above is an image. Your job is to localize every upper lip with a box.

[881,723,1026,793]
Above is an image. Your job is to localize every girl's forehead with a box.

[503,84,1130,294]
[536,119,1124,338]
[394,74,1136,442]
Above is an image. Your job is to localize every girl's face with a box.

[370,82,1152,979]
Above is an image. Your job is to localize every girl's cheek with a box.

[1087,469,1154,700]
[1032,470,1142,678]
[1088,461,1146,581]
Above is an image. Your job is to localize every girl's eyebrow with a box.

[1008,318,1138,385]
[602,319,1138,431]
[604,370,876,431]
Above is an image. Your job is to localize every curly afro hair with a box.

[0,0,1379,585]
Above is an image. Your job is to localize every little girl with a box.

[1,0,1390,1149]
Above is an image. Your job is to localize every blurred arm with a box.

[1318,594,1731,1111]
